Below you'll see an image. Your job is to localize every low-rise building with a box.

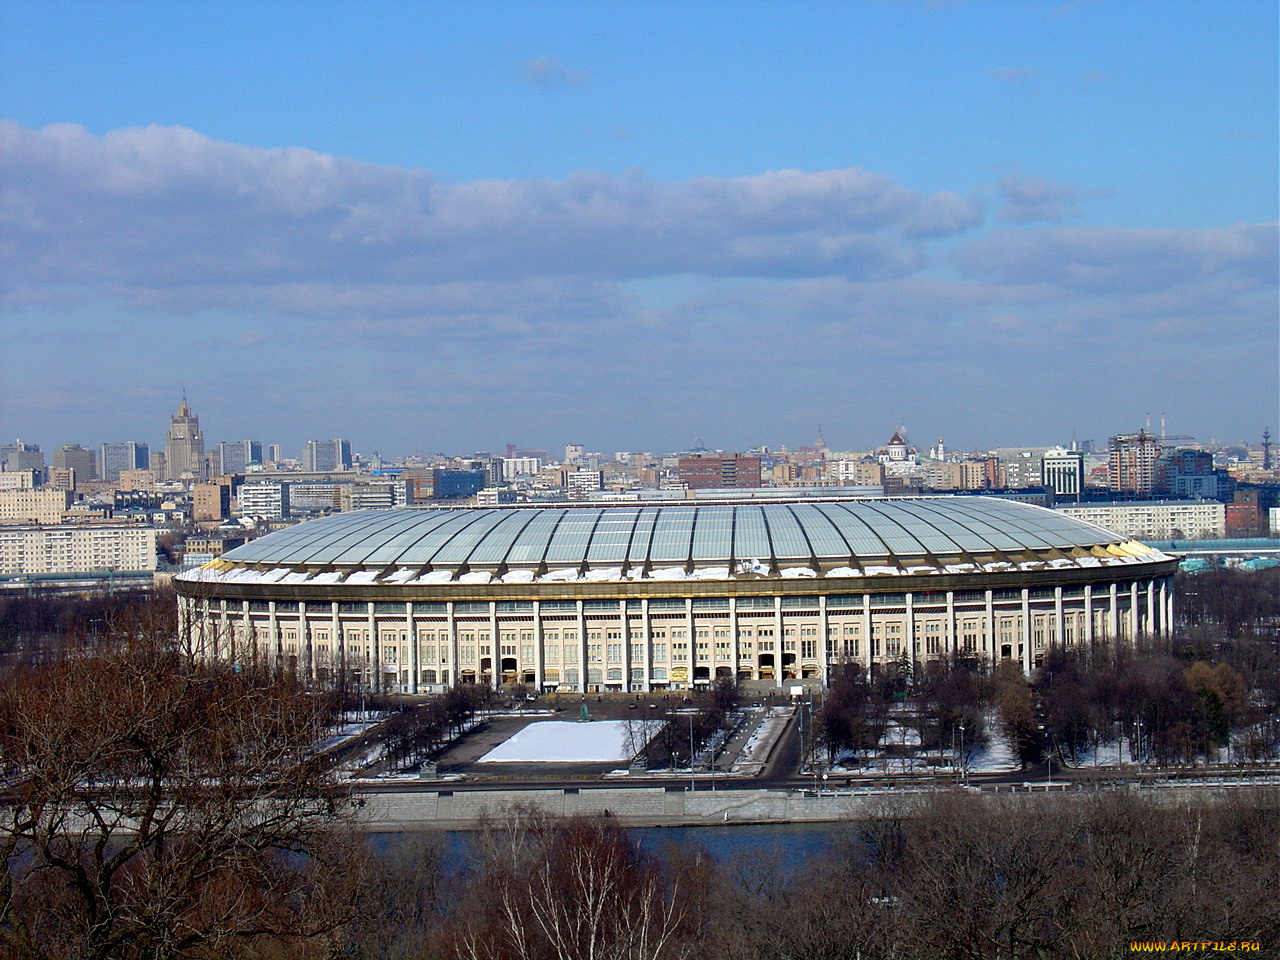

[1057,500,1225,541]
[0,524,157,576]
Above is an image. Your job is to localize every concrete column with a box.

[331,602,342,687]
[1109,583,1119,640]
[686,598,696,690]
[268,601,279,666]
[619,600,631,692]
[1152,578,1162,640]
[406,602,418,694]
[1053,587,1064,651]
[490,602,500,687]
[862,594,873,677]
[945,590,956,660]
[774,595,785,688]
[303,602,315,682]
[985,589,996,666]
[904,591,916,677]
[368,602,380,692]
[729,596,740,682]
[1129,582,1139,643]
[448,601,459,687]
[241,600,252,664]
[1165,576,1176,633]
[818,595,830,685]
[641,598,652,692]
[577,600,588,693]
[1083,585,1094,645]
[533,600,544,691]
[1020,589,1032,673]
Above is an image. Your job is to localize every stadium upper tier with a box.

[196,498,1167,586]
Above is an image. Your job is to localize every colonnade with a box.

[179,575,1176,694]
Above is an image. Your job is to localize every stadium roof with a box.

[186,498,1170,586]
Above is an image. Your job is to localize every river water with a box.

[374,820,863,868]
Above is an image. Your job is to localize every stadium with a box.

[175,497,1179,693]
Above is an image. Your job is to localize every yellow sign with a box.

[670,666,688,683]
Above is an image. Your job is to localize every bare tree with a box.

[0,641,356,960]
[453,809,692,960]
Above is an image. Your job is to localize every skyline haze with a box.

[1,0,1276,454]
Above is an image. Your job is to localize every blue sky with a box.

[1,0,1276,456]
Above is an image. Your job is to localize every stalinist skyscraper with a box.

[164,395,206,481]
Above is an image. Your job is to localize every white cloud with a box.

[0,121,982,304]
[995,173,1112,224]
[0,119,1273,407]
[519,55,589,87]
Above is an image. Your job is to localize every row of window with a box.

[227,609,1132,664]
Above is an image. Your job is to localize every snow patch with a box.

[478,721,641,763]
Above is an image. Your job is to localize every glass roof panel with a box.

[732,505,772,561]
[463,510,540,565]
[626,508,662,564]
[934,499,1049,551]
[545,509,605,563]
[505,509,565,564]
[876,501,983,554]
[763,506,812,562]
[295,511,422,565]
[791,503,854,558]
[408,510,508,566]
[648,506,695,564]
[820,505,894,558]
[691,505,735,561]
[356,509,466,565]
[585,508,642,564]
[850,505,929,555]
[235,510,375,564]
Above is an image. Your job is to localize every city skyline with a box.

[2,393,1272,464]
[1,1,1276,453]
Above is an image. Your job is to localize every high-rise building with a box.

[217,440,263,476]
[1041,450,1086,503]
[267,444,284,463]
[301,439,352,473]
[164,396,206,481]
[52,444,96,480]
[98,442,149,482]
[0,442,46,483]
[564,443,584,463]
[676,455,762,489]
[1108,431,1165,497]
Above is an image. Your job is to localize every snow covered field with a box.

[478,720,640,763]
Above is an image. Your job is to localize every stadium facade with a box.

[174,497,1178,693]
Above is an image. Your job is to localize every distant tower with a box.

[1264,429,1273,470]
[164,394,206,481]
